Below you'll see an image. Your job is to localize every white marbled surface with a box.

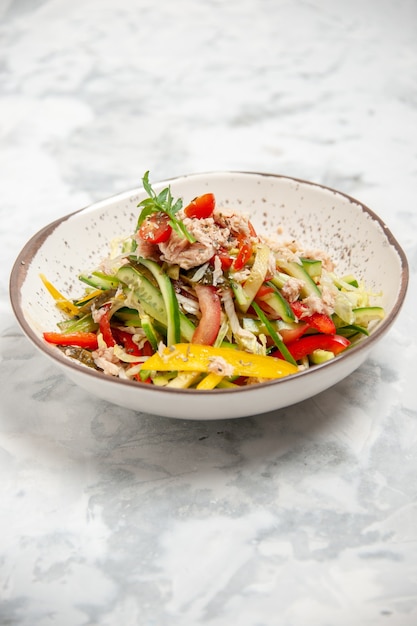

[1,0,417,624]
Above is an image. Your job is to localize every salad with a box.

[42,172,385,390]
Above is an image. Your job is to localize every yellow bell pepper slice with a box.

[141,343,299,380]
[40,274,80,316]
[74,289,104,305]
[196,372,224,390]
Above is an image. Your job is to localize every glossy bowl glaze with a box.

[9,172,408,419]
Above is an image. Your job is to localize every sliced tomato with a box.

[233,236,253,271]
[291,301,336,334]
[43,331,98,350]
[255,284,275,299]
[273,334,350,361]
[184,193,215,219]
[138,212,172,244]
[214,248,233,271]
[192,284,221,345]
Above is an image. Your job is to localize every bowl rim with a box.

[9,170,409,396]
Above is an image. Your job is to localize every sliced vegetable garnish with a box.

[137,171,196,243]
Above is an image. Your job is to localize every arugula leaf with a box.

[137,171,196,243]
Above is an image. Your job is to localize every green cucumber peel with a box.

[252,302,297,366]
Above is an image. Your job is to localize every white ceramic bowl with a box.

[10,172,408,419]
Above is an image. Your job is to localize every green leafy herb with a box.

[136,171,196,243]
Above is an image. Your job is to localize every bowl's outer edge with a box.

[9,171,410,419]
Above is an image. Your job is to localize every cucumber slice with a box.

[231,244,270,313]
[139,312,161,351]
[79,271,120,290]
[138,258,181,345]
[113,307,142,326]
[261,283,295,323]
[117,264,194,344]
[352,306,385,327]
[269,271,290,289]
[309,349,335,364]
[57,313,98,334]
[337,324,369,338]
[278,260,321,298]
[300,257,322,279]
[252,302,298,366]
[117,266,167,326]
[340,274,359,288]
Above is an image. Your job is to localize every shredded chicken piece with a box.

[159,233,214,270]
[208,356,234,377]
[302,286,335,316]
[157,212,238,270]
[92,346,122,376]
[261,235,302,261]
[92,307,106,323]
[281,277,304,302]
[212,255,224,286]
[213,207,253,238]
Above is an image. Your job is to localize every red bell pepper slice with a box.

[184,193,215,219]
[112,329,154,382]
[112,328,142,356]
[291,301,336,334]
[274,334,350,361]
[99,305,116,347]
[278,323,308,344]
[191,284,221,345]
[43,332,99,350]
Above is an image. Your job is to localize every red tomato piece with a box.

[43,332,99,350]
[233,237,252,271]
[214,248,233,271]
[255,284,275,299]
[191,284,221,345]
[138,212,172,244]
[184,193,215,219]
